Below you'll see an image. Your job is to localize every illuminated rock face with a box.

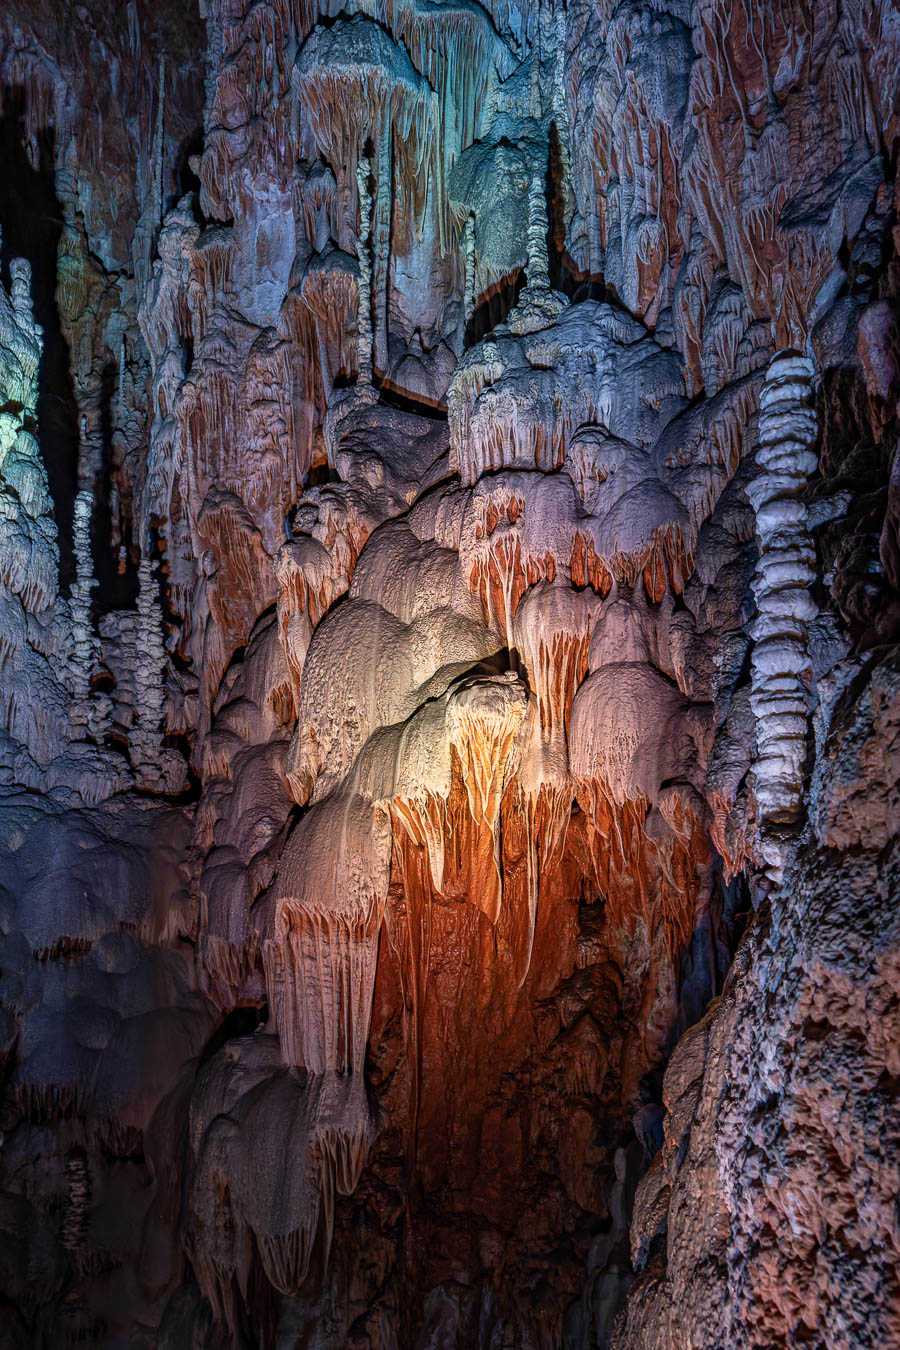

[0,1,899,1348]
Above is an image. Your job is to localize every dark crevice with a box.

[163,732,202,802]
[304,460,339,488]
[546,121,570,295]
[173,127,204,210]
[544,122,606,301]
[376,380,448,420]
[91,358,139,613]
[449,646,528,687]
[570,276,609,304]
[198,1004,270,1068]
[465,267,525,346]
[182,332,194,376]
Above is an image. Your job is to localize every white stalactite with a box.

[526,167,551,293]
[68,489,105,737]
[117,335,127,427]
[464,212,476,326]
[355,156,374,388]
[373,131,392,373]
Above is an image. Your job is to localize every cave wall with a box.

[0,1,898,1347]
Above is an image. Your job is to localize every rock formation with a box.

[0,1,898,1347]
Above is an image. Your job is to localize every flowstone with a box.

[0,1,898,1346]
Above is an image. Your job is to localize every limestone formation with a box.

[749,352,819,882]
[0,2,898,1347]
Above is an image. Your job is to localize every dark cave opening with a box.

[303,459,339,489]
[0,94,79,589]
[545,121,570,295]
[376,380,449,420]
[172,126,204,214]
[198,1004,270,1068]
[544,121,600,301]
[569,276,609,304]
[181,332,194,377]
[91,357,140,614]
[676,868,746,1034]
[465,267,525,346]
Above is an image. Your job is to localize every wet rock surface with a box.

[0,1,898,1346]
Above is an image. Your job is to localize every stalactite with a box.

[117,335,127,427]
[2,4,898,1345]
[355,155,374,388]
[446,673,528,923]
[463,211,476,326]
[373,129,392,374]
[526,166,551,292]
[550,1,571,203]
[129,556,169,779]
[529,7,542,119]
[68,489,107,739]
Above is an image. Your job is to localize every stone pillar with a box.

[748,351,818,883]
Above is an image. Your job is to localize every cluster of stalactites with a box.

[0,248,62,764]
[0,250,57,615]
[186,1049,377,1329]
[446,671,529,922]
[748,351,818,882]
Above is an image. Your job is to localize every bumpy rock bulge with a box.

[0,1,898,1348]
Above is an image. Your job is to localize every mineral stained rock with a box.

[0,1,898,1347]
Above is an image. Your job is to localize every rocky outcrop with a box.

[618,650,900,1349]
[0,1,898,1347]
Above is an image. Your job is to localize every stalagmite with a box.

[526,168,551,292]
[509,154,566,334]
[1,3,898,1346]
[0,243,69,769]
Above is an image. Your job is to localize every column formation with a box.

[355,156,374,387]
[748,351,818,883]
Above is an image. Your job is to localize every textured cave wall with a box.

[0,1,898,1348]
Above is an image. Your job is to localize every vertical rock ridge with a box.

[0,2,897,1346]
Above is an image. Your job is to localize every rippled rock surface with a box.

[0,1,898,1346]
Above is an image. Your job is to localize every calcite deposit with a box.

[0,1,898,1347]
